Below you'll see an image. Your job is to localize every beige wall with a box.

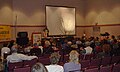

[13,0,45,25]
[12,0,84,25]
[0,0,13,24]
[83,0,120,37]
[0,0,85,40]
[85,0,120,25]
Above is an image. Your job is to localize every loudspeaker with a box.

[17,32,28,38]
[16,37,29,46]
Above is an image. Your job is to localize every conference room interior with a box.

[0,0,120,72]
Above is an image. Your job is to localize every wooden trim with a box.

[76,24,120,27]
[0,23,120,27]
[0,24,46,27]
[98,24,120,27]
[11,25,45,27]
[0,40,11,43]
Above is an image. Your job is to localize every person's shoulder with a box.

[78,63,81,66]
[56,65,63,67]
[17,53,26,56]
[45,65,49,67]
[86,46,92,49]
[1,47,6,50]
[45,65,51,69]
[57,65,63,70]
[2,47,10,51]
[6,54,11,59]
[6,47,11,50]
[64,62,71,66]
[46,64,63,68]
[31,56,38,59]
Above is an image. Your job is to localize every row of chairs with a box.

[8,58,37,72]
[81,56,120,71]
[8,55,52,72]
[7,54,120,72]
[9,63,120,72]
[10,64,120,72]
[84,64,120,72]
[62,53,97,63]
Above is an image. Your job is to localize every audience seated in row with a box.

[6,44,38,63]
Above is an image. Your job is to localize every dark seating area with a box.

[6,54,120,72]
[82,55,120,71]
[1,34,120,72]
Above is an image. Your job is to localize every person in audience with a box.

[43,40,53,54]
[94,37,102,54]
[84,41,93,55]
[65,41,72,55]
[6,44,38,63]
[110,35,116,44]
[76,38,82,48]
[1,42,10,61]
[38,44,44,55]
[46,52,63,72]
[97,40,111,58]
[64,50,81,72]
[51,41,59,52]
[101,40,111,57]
[111,39,119,56]
[89,37,95,50]
[33,43,39,48]
[36,40,44,54]
[31,62,48,72]
[30,43,42,56]
[49,37,54,45]
[61,39,69,55]
[8,40,15,50]
[24,43,33,54]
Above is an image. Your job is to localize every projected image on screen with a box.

[46,6,75,36]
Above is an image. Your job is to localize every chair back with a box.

[100,65,112,72]
[38,57,50,65]
[30,48,41,56]
[111,56,120,65]
[101,57,111,66]
[112,64,120,72]
[63,55,69,63]
[84,54,93,60]
[8,62,23,72]
[81,60,90,71]
[23,58,37,67]
[89,58,101,68]
[84,68,98,72]
[14,67,30,72]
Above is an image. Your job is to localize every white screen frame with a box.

[46,6,76,36]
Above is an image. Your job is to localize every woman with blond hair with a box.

[64,50,81,72]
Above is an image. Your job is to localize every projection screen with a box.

[46,6,76,36]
